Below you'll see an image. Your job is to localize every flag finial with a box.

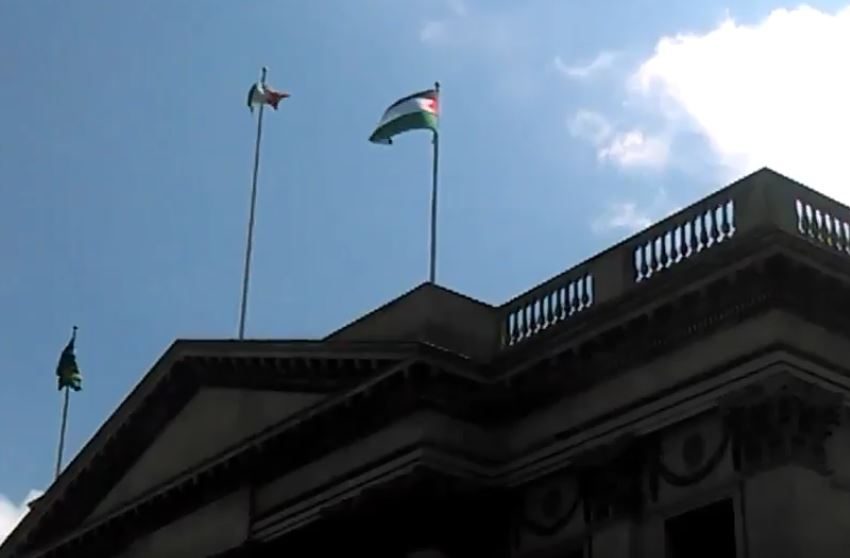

[435,81,440,92]
[261,66,268,84]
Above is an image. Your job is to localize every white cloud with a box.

[592,202,653,233]
[629,5,850,200]
[569,110,612,145]
[553,51,617,79]
[0,490,43,543]
[569,110,669,169]
[598,130,669,168]
[418,2,519,55]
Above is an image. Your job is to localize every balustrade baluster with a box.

[716,205,727,241]
[707,210,719,245]
[561,283,569,315]
[512,309,520,341]
[671,227,682,263]
[832,217,843,250]
[574,279,582,311]
[555,287,565,319]
[712,206,722,242]
[543,293,553,327]
[655,238,665,273]
[569,283,579,315]
[833,216,842,249]
[645,243,657,277]
[637,245,646,279]
[720,202,732,237]
[632,248,640,282]
[535,299,544,331]
[823,213,835,247]
[692,217,701,252]
[815,210,825,242]
[794,200,804,235]
[521,306,530,340]
[726,200,735,237]
[804,204,815,237]
[660,233,671,268]
[698,214,709,251]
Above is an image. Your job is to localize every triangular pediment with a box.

[1,339,417,556]
[327,283,499,359]
[89,387,323,520]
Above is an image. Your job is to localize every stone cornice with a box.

[10,343,468,557]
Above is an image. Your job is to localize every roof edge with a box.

[324,282,495,341]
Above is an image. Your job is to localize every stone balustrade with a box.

[499,168,850,348]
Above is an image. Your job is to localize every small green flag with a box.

[56,327,82,391]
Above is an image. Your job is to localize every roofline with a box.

[1,338,477,554]
[495,167,797,311]
[1,339,187,553]
[323,282,495,340]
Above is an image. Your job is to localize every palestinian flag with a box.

[369,88,439,145]
[247,82,290,113]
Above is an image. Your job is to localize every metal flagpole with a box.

[239,66,268,339]
[55,386,70,480]
[429,81,441,284]
[55,325,76,480]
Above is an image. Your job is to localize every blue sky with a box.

[2,0,850,537]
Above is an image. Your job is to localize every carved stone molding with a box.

[723,376,843,475]
[515,473,582,544]
[577,440,645,526]
[648,416,731,502]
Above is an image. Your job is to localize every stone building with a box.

[3,168,850,557]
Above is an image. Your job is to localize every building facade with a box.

[3,168,850,557]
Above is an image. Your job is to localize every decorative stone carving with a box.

[516,474,581,539]
[577,440,645,525]
[681,432,705,468]
[648,415,731,502]
[723,375,842,475]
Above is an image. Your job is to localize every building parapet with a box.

[499,168,850,349]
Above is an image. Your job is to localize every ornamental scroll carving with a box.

[515,474,582,540]
[513,438,646,549]
[648,416,731,502]
[579,442,645,525]
[514,376,844,551]
[724,376,842,475]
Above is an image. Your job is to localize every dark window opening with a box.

[665,498,737,558]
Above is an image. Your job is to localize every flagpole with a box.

[429,81,441,284]
[55,386,70,480]
[239,66,268,339]
[55,325,76,480]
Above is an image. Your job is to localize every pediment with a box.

[89,387,322,520]
[0,340,422,556]
[326,283,499,360]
